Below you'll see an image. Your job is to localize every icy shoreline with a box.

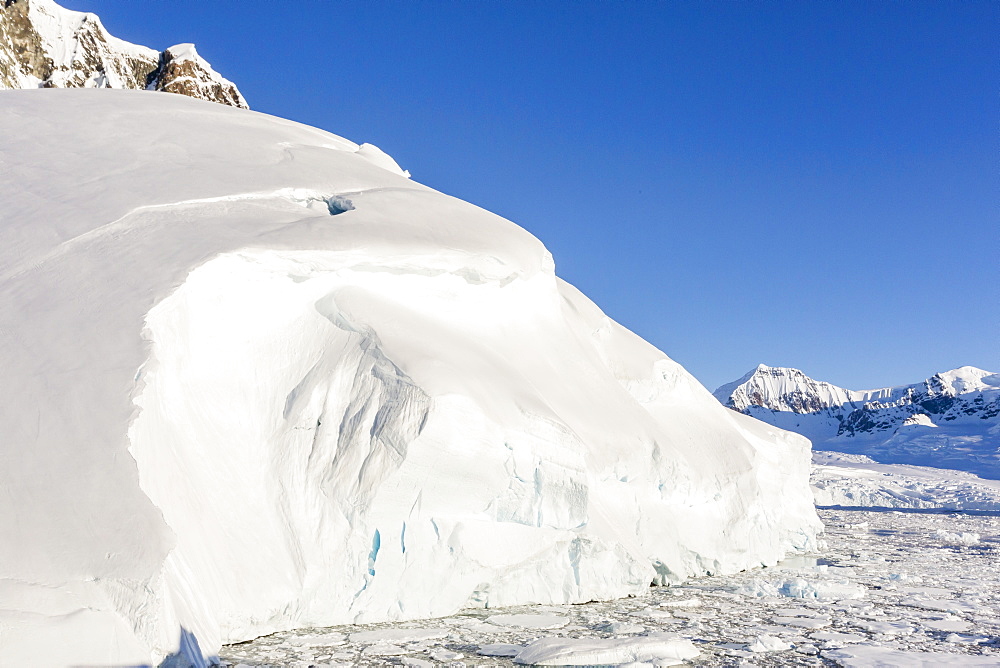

[219,456,1000,667]
[221,505,1000,667]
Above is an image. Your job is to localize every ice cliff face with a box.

[0,0,247,107]
[0,90,819,667]
[716,364,1000,478]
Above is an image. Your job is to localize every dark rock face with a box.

[149,47,247,109]
[835,375,1000,437]
[0,0,53,85]
[0,0,247,108]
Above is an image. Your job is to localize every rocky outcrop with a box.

[0,0,247,108]
[0,0,51,87]
[148,43,247,108]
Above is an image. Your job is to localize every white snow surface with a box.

[0,89,819,667]
[163,42,204,64]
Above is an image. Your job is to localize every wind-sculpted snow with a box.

[0,89,819,666]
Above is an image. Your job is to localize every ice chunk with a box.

[486,614,569,629]
[774,616,830,629]
[748,634,792,652]
[401,658,432,668]
[901,597,988,615]
[659,597,702,608]
[736,577,865,601]
[777,577,866,600]
[285,632,347,646]
[934,529,981,545]
[855,621,915,635]
[429,648,464,660]
[630,607,675,620]
[602,621,646,634]
[478,643,524,657]
[360,643,407,656]
[348,629,448,644]
[823,645,1000,666]
[923,618,973,632]
[810,631,865,644]
[513,633,699,666]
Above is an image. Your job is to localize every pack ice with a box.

[0,89,820,666]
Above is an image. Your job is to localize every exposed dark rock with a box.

[148,46,247,109]
[0,0,247,108]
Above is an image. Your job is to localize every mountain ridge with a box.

[0,0,247,107]
[715,364,1000,478]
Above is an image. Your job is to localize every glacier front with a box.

[0,89,820,666]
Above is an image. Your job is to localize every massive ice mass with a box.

[0,89,820,666]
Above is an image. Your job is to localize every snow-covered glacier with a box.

[0,89,820,666]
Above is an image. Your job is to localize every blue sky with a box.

[68,0,998,391]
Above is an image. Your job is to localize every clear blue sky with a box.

[67,0,998,391]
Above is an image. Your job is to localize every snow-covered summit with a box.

[152,42,247,108]
[0,89,819,667]
[716,364,998,418]
[713,363,876,414]
[715,364,1000,478]
[0,0,247,107]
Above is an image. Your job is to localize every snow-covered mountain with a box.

[0,90,819,667]
[715,364,1000,478]
[0,0,247,107]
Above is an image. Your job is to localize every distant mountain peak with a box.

[714,364,1000,478]
[151,42,247,108]
[712,363,859,414]
[0,0,247,107]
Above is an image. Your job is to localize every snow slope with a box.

[0,89,819,667]
[715,364,1000,478]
